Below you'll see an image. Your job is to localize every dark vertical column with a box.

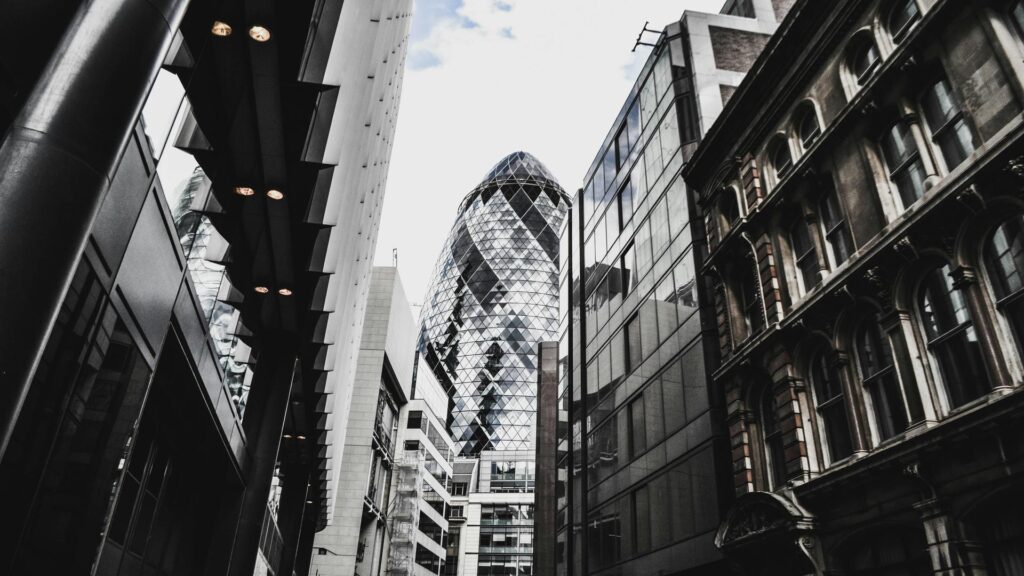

[0,0,190,459]
[228,341,297,576]
[276,459,312,576]
[293,512,318,576]
[534,341,559,576]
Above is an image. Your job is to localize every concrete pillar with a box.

[228,342,298,576]
[0,0,190,461]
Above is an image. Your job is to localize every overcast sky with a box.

[374,0,726,307]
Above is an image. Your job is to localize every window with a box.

[790,217,820,294]
[797,105,821,149]
[880,120,927,208]
[760,386,787,489]
[740,258,765,338]
[987,215,1024,355]
[407,410,423,430]
[602,148,617,193]
[628,397,646,458]
[717,188,740,238]
[618,181,634,225]
[849,38,880,84]
[920,76,975,170]
[1013,1,1024,40]
[621,243,637,294]
[811,351,854,462]
[888,0,920,42]
[819,186,853,266]
[919,264,991,408]
[856,317,908,441]
[625,314,642,373]
[771,138,793,181]
[405,440,421,451]
[452,482,468,496]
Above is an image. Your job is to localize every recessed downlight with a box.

[266,189,284,200]
[211,21,233,37]
[254,286,270,294]
[278,288,293,297]
[234,186,255,197]
[249,25,271,42]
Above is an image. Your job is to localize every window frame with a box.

[796,104,822,150]
[986,215,1024,356]
[879,119,927,209]
[818,185,853,268]
[810,350,855,464]
[849,38,881,85]
[918,74,975,172]
[789,216,820,295]
[771,137,794,182]
[855,318,908,443]
[887,0,921,43]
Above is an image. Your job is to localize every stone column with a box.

[228,341,298,576]
[881,309,937,424]
[0,0,191,460]
[899,99,942,190]
[915,498,962,576]
[831,351,870,456]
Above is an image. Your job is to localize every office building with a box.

[0,1,411,575]
[552,1,790,575]
[684,0,1024,573]
[418,151,570,575]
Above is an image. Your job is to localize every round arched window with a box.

[888,0,921,42]
[771,139,793,180]
[797,105,821,149]
[849,38,880,84]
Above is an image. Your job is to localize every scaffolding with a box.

[386,450,424,576]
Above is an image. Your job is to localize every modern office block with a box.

[553,2,790,575]
[418,151,569,576]
[309,267,415,576]
[418,151,570,456]
[0,2,411,576]
[534,341,560,576]
[685,0,1024,573]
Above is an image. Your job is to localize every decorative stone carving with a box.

[893,236,918,261]
[950,265,977,290]
[954,185,985,214]
[720,501,791,544]
[1004,155,1024,180]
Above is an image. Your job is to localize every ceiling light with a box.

[296,435,306,440]
[234,186,255,197]
[211,21,233,37]
[283,434,293,439]
[254,286,270,294]
[278,288,293,296]
[249,25,271,42]
[266,189,284,200]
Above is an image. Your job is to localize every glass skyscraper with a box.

[418,151,569,457]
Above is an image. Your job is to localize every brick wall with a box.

[710,26,771,73]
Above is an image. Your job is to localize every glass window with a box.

[720,189,740,228]
[622,243,637,294]
[618,181,634,225]
[790,217,819,294]
[583,180,596,222]
[760,386,787,489]
[606,201,620,247]
[920,76,975,170]
[625,314,642,374]
[633,485,651,554]
[888,0,921,42]
[987,215,1024,355]
[1013,1,1024,40]
[666,176,689,240]
[772,139,793,181]
[850,39,880,84]
[653,49,673,100]
[819,185,853,266]
[408,410,423,429]
[629,396,646,458]
[856,316,908,441]
[919,264,991,407]
[811,351,854,462]
[644,129,664,188]
[880,120,927,208]
[740,258,765,338]
[602,148,617,193]
[797,105,821,149]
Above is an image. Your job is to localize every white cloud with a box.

[376,0,725,305]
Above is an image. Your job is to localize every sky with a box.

[374,0,726,307]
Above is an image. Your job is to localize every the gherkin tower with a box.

[418,151,569,456]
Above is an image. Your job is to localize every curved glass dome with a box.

[419,151,568,456]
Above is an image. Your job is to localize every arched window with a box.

[888,0,921,42]
[771,138,793,181]
[717,188,740,237]
[880,119,927,208]
[919,264,991,408]
[856,316,907,441]
[920,74,976,170]
[819,184,854,266]
[790,217,819,294]
[986,215,1024,356]
[759,386,787,489]
[740,258,765,338]
[810,351,854,462]
[849,37,880,85]
[796,105,821,149]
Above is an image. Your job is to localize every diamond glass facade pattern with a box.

[419,152,569,456]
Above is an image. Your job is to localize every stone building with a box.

[684,0,1024,573]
